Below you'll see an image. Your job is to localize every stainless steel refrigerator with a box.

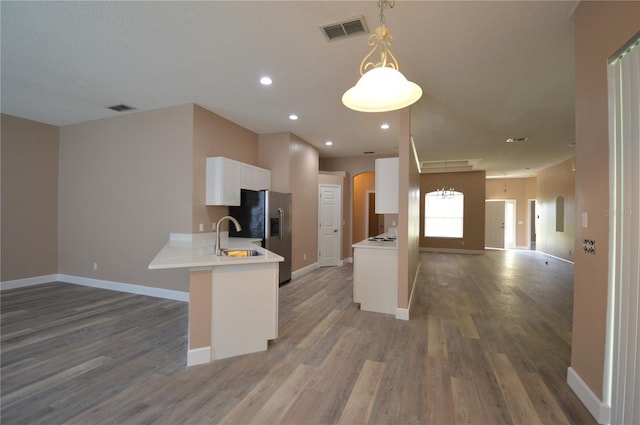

[230,189,292,285]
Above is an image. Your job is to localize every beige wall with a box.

[259,132,319,272]
[59,105,193,291]
[193,105,259,233]
[420,171,487,251]
[258,132,291,193]
[5,103,314,291]
[318,172,344,187]
[189,269,213,349]
[1,115,59,281]
[319,155,380,176]
[572,0,639,400]
[536,159,575,261]
[486,177,537,248]
[289,133,319,271]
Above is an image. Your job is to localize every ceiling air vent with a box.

[321,16,368,41]
[506,137,528,143]
[107,104,136,112]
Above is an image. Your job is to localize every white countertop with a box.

[149,232,284,270]
[352,233,398,250]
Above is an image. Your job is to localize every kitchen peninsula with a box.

[149,232,283,366]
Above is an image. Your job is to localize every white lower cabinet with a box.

[353,244,398,315]
[211,262,278,360]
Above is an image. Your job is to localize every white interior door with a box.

[318,184,341,267]
[504,200,516,249]
[485,200,505,249]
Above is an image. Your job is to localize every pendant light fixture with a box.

[437,161,455,198]
[342,0,422,113]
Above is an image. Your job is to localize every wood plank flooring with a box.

[1,250,597,424]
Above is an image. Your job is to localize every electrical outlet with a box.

[583,239,596,255]
[93,262,98,271]
[199,223,204,232]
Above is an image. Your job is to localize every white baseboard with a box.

[396,265,420,321]
[395,308,409,320]
[58,274,189,302]
[1,273,189,302]
[187,346,212,367]
[344,257,353,264]
[539,251,575,264]
[291,262,319,280]
[0,274,59,290]
[567,366,610,424]
[420,247,484,255]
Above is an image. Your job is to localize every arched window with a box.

[424,191,464,238]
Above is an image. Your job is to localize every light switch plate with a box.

[581,212,588,228]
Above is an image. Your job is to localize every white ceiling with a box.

[1,1,578,178]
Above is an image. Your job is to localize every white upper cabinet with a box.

[206,157,242,206]
[240,163,271,191]
[206,157,271,206]
[375,157,399,214]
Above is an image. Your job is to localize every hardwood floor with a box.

[1,250,597,424]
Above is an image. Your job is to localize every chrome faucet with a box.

[215,216,242,256]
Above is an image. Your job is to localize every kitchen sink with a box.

[221,249,261,258]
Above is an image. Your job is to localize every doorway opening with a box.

[528,199,537,250]
[352,172,375,245]
[366,191,384,237]
[485,200,517,249]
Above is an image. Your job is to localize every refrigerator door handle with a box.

[278,208,285,242]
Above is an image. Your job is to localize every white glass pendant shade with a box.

[342,66,423,113]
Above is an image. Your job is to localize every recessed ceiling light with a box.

[506,137,528,143]
[260,76,272,86]
[380,123,390,130]
[289,114,298,120]
[325,141,333,146]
